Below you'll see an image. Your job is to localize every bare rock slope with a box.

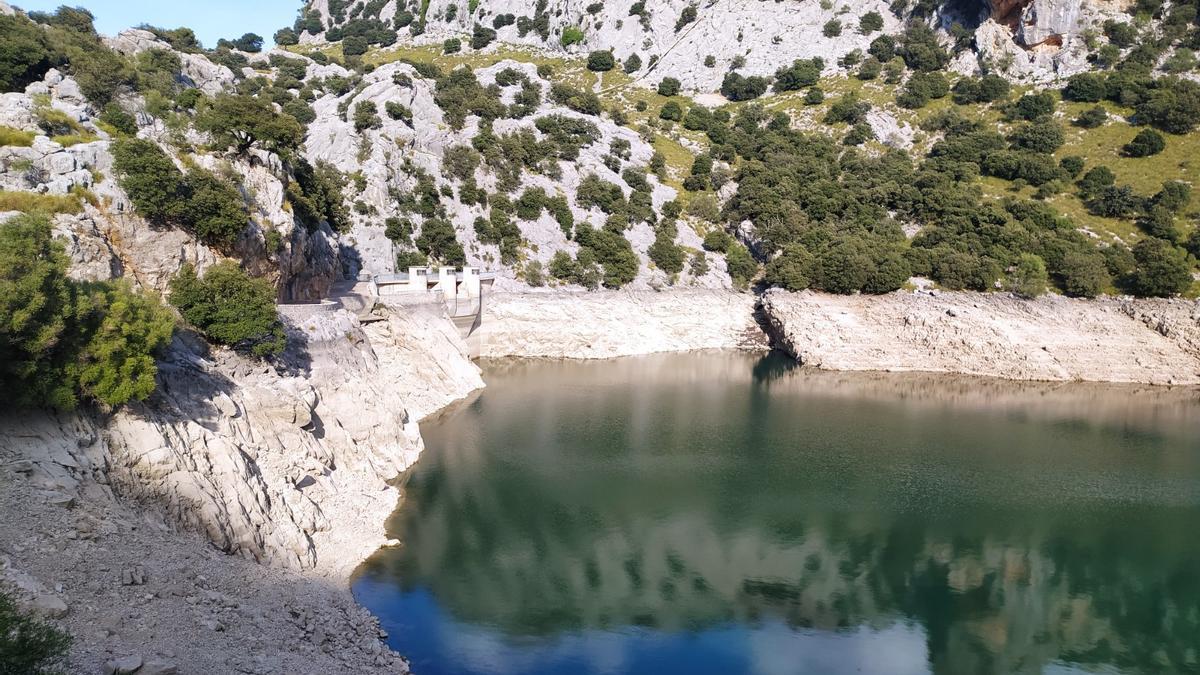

[0,304,484,673]
[480,290,765,358]
[762,289,1200,385]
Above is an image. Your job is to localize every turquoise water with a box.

[353,353,1200,675]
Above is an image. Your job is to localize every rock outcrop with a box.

[479,289,765,358]
[0,302,483,672]
[761,289,1200,385]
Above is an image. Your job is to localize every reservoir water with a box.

[352,352,1200,675]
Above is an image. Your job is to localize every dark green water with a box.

[353,352,1200,675]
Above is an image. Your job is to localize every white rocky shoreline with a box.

[3,287,1200,674]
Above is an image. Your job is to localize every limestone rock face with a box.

[300,59,720,289]
[106,30,236,95]
[93,305,482,573]
[761,289,1200,385]
[305,0,1120,87]
[479,290,765,358]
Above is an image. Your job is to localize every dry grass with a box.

[0,190,84,215]
[0,125,36,147]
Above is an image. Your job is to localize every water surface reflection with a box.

[354,353,1200,675]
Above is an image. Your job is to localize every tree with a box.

[659,100,683,121]
[586,50,615,72]
[443,37,461,54]
[657,76,681,96]
[231,32,263,52]
[196,94,304,155]
[274,27,299,45]
[1130,238,1192,297]
[0,13,52,92]
[859,11,884,34]
[774,58,823,92]
[415,218,467,265]
[1123,128,1165,157]
[1134,79,1200,134]
[823,19,842,37]
[111,138,187,223]
[169,262,285,357]
[721,71,769,101]
[623,52,642,73]
[1007,253,1048,297]
[1059,250,1110,298]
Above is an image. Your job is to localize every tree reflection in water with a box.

[355,353,1200,675]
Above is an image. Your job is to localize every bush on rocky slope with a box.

[169,262,286,357]
[1,214,174,409]
[0,589,72,675]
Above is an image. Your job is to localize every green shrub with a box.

[1,214,173,409]
[720,71,769,101]
[657,77,681,96]
[111,139,248,247]
[623,53,642,74]
[0,13,53,92]
[1123,128,1165,157]
[675,5,697,32]
[443,37,461,54]
[773,58,823,92]
[169,262,285,357]
[587,50,615,72]
[1130,238,1192,297]
[648,227,686,274]
[385,100,413,125]
[659,100,683,121]
[1006,253,1048,297]
[0,125,35,146]
[1073,106,1107,128]
[0,589,72,673]
[353,100,382,131]
[1059,250,1110,298]
[100,103,138,135]
[560,26,585,46]
[724,242,758,289]
[823,19,842,37]
[859,11,884,34]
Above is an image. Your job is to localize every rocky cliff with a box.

[761,288,1200,385]
[304,0,1124,85]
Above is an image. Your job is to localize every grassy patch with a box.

[52,133,99,147]
[0,190,85,215]
[0,125,35,147]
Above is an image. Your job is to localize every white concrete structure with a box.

[376,266,496,308]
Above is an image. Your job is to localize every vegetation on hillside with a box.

[0,214,174,410]
[169,263,286,357]
[0,589,72,675]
